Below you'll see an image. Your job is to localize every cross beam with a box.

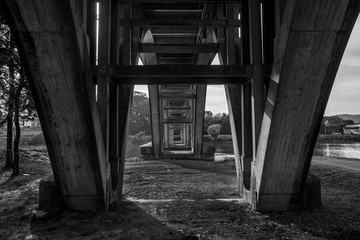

[162,119,193,123]
[122,19,242,28]
[110,77,248,85]
[139,43,219,53]
[108,65,253,77]
[119,0,239,2]
[92,65,272,84]
[159,94,197,99]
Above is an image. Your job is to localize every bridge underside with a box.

[1,0,359,211]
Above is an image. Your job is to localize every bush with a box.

[207,124,222,140]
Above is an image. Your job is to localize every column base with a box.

[39,175,105,212]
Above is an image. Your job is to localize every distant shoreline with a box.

[317,134,360,143]
[203,134,360,144]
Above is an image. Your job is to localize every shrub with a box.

[207,124,222,140]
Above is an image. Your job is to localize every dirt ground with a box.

[1,150,360,240]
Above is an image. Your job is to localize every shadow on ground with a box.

[29,200,188,240]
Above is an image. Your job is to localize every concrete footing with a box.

[302,174,322,210]
[140,142,215,161]
[39,174,60,212]
[39,174,105,212]
[202,143,215,161]
[139,142,154,160]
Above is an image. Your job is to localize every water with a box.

[126,140,360,160]
[314,143,360,159]
[216,142,360,159]
[217,142,360,160]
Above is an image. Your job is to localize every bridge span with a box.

[1,0,359,211]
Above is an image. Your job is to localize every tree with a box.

[1,12,17,169]
[203,110,214,133]
[207,124,222,140]
[320,116,355,134]
[203,111,231,135]
[128,91,151,135]
[0,10,36,175]
[219,113,231,134]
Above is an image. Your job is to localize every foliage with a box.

[322,116,354,126]
[207,124,222,140]
[128,91,151,135]
[320,116,355,134]
[204,111,231,135]
[0,11,36,175]
[333,114,360,124]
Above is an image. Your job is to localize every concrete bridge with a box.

[1,0,359,211]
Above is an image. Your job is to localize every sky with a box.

[325,16,360,116]
[135,16,360,115]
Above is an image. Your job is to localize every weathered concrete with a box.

[2,0,359,212]
[2,0,110,211]
[254,0,360,210]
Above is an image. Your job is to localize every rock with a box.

[31,210,47,218]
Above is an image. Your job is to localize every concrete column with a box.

[3,0,107,210]
[254,0,360,211]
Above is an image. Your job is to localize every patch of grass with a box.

[26,133,46,146]
[261,162,360,239]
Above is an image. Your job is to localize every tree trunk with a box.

[12,74,24,176]
[12,99,20,175]
[4,36,15,170]
[5,92,13,169]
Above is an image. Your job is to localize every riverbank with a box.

[317,134,360,143]
[1,149,360,239]
[203,134,360,144]
[312,156,360,171]
[7,133,360,161]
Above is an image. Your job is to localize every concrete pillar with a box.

[254,0,360,210]
[2,0,109,210]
